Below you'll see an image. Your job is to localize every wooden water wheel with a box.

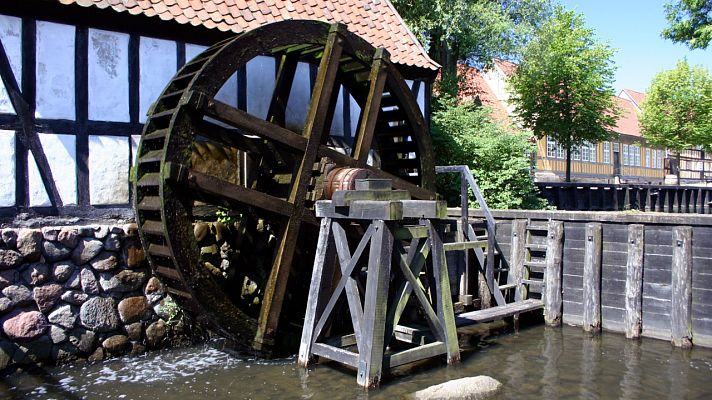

[133,20,436,354]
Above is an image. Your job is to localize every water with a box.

[2,325,712,399]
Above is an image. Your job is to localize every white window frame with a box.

[572,145,581,161]
[623,144,630,166]
[547,137,557,158]
[603,142,610,164]
[646,148,651,167]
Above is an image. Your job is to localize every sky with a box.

[559,0,711,94]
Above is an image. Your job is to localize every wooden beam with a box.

[0,36,62,207]
[625,224,644,339]
[510,220,527,302]
[255,24,345,351]
[353,48,388,165]
[266,52,299,127]
[583,222,602,333]
[544,220,564,325]
[671,226,693,348]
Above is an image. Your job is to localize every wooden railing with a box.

[536,182,712,213]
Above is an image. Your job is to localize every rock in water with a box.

[409,376,502,400]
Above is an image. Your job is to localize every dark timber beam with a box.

[353,48,388,165]
[0,36,62,207]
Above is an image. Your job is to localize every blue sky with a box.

[559,0,711,94]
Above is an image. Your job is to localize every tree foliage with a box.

[431,96,546,209]
[661,0,712,50]
[508,8,619,181]
[391,0,552,73]
[640,60,712,152]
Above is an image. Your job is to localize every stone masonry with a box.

[0,223,191,372]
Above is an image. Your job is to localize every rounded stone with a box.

[89,252,119,272]
[102,335,131,356]
[99,270,147,293]
[1,229,18,249]
[79,297,119,332]
[48,304,77,329]
[0,269,19,289]
[93,226,109,240]
[49,324,68,344]
[130,342,146,356]
[21,262,49,286]
[57,228,79,249]
[0,249,23,269]
[104,233,122,252]
[123,223,138,237]
[68,329,96,354]
[123,239,146,269]
[52,262,76,282]
[42,241,72,262]
[117,296,150,324]
[145,319,167,348]
[2,311,48,340]
[0,297,12,314]
[80,268,100,295]
[64,270,81,290]
[16,229,42,262]
[41,227,61,241]
[410,376,503,400]
[61,290,89,305]
[33,283,63,312]
[72,238,104,265]
[52,342,79,364]
[124,322,142,341]
[88,346,105,362]
[2,285,33,306]
[144,277,163,295]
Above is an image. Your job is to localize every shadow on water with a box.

[2,323,712,399]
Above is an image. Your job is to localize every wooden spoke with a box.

[353,48,389,165]
[267,53,300,127]
[256,24,346,348]
[163,161,296,219]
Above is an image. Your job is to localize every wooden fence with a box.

[478,210,712,348]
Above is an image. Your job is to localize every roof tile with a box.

[59,0,438,70]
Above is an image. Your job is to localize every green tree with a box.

[391,0,552,75]
[508,8,619,182]
[640,60,712,156]
[431,96,546,209]
[661,0,712,50]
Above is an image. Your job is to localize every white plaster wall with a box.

[349,94,360,136]
[246,56,275,120]
[186,43,239,106]
[88,135,129,205]
[185,43,206,63]
[0,130,15,206]
[131,135,140,167]
[330,85,345,136]
[0,15,22,115]
[35,21,75,120]
[139,37,176,123]
[28,133,77,207]
[285,62,311,132]
[88,29,129,122]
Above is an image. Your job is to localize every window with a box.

[547,137,557,158]
[581,144,590,162]
[658,150,665,168]
[645,148,651,167]
[634,146,641,166]
[623,144,630,165]
[572,145,581,161]
[557,142,566,159]
[590,143,597,162]
[603,142,610,163]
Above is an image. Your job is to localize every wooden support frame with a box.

[544,220,564,325]
[583,222,602,333]
[625,224,644,339]
[671,226,693,348]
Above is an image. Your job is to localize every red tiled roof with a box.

[611,96,641,137]
[620,89,646,109]
[493,59,517,77]
[456,64,512,126]
[56,0,438,70]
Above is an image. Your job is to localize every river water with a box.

[2,324,711,399]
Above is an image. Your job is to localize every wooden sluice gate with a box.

[298,174,550,388]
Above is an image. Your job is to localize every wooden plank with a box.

[400,200,448,219]
[315,200,403,220]
[510,220,527,302]
[544,220,564,325]
[357,219,393,389]
[330,189,410,207]
[443,240,487,252]
[671,226,693,347]
[583,222,602,332]
[266,52,299,127]
[426,220,460,364]
[456,299,543,326]
[625,224,644,339]
[298,218,336,367]
[384,342,446,368]
[311,343,358,368]
[353,48,388,165]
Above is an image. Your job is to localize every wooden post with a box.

[298,217,335,367]
[583,222,602,333]
[425,220,460,365]
[671,226,693,348]
[510,220,527,302]
[357,219,393,388]
[544,220,564,325]
[625,224,644,339]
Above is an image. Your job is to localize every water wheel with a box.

[133,20,436,354]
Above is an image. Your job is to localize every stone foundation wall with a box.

[0,223,192,372]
